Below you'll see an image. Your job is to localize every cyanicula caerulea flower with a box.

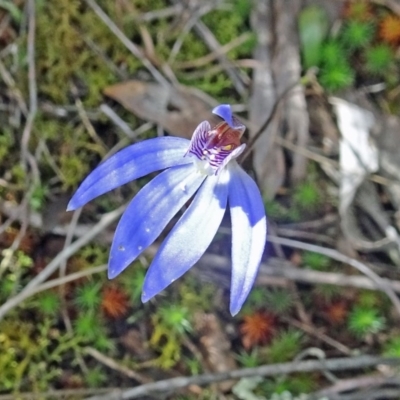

[68,104,266,315]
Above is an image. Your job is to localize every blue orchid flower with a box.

[68,104,266,315]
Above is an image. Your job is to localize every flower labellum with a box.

[67,104,267,315]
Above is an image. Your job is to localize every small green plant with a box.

[241,287,267,314]
[32,291,61,317]
[149,303,192,369]
[318,38,355,92]
[0,131,13,164]
[241,287,292,317]
[0,274,18,302]
[320,40,347,66]
[357,290,381,308]
[184,356,203,375]
[264,199,300,222]
[74,311,107,342]
[0,250,32,300]
[293,182,320,209]
[0,319,76,392]
[93,330,116,352]
[236,348,261,368]
[262,373,316,396]
[85,366,107,387]
[156,304,192,335]
[30,184,49,211]
[264,289,294,315]
[319,61,355,92]
[79,244,109,266]
[265,329,303,363]
[341,21,375,49]
[74,281,102,311]
[313,283,342,301]
[119,262,146,304]
[303,251,330,271]
[383,335,400,357]
[364,44,394,75]
[348,306,385,337]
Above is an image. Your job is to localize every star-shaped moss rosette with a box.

[68,104,267,315]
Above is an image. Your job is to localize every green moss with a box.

[149,322,182,369]
[348,306,385,337]
[36,0,89,103]
[293,182,321,209]
[357,290,382,308]
[85,366,107,387]
[155,303,192,335]
[236,349,262,368]
[10,164,26,185]
[0,131,13,164]
[313,283,342,301]
[74,311,107,341]
[30,183,48,211]
[203,9,249,58]
[364,44,395,75]
[264,198,301,222]
[320,40,347,66]
[127,0,166,11]
[265,329,303,363]
[178,275,216,312]
[383,335,400,357]
[58,153,88,190]
[319,61,355,92]
[264,289,294,315]
[74,281,102,311]
[33,117,107,189]
[33,0,252,108]
[30,291,61,318]
[341,20,375,50]
[35,0,141,106]
[261,374,316,396]
[78,243,109,265]
[303,251,330,271]
[0,318,76,392]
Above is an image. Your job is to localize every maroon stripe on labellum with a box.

[187,121,243,171]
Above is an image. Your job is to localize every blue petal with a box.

[141,170,229,302]
[212,104,234,127]
[212,105,245,134]
[67,137,191,210]
[227,162,267,316]
[108,164,205,279]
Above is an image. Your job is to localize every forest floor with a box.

[1,0,400,399]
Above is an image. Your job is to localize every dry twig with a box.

[85,347,151,384]
[174,32,252,69]
[86,356,400,400]
[84,0,169,88]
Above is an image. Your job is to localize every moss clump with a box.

[364,44,395,75]
[35,0,140,106]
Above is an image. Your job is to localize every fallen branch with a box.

[266,235,400,317]
[85,356,400,400]
[85,347,151,384]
